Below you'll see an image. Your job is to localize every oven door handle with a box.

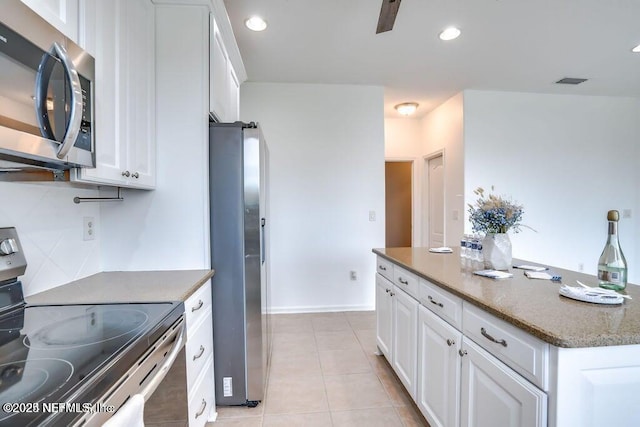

[35,42,83,159]
[139,322,186,402]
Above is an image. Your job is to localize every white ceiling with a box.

[223,0,640,118]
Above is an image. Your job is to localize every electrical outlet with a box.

[369,211,376,221]
[350,270,358,281]
[83,217,95,241]
[622,209,632,219]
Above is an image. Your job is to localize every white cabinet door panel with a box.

[21,0,79,41]
[376,274,393,360]
[460,338,547,427]
[417,305,461,427]
[392,286,418,398]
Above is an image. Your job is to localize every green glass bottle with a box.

[597,210,627,290]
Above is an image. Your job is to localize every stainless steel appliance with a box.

[0,227,185,426]
[0,1,95,171]
[209,122,270,406]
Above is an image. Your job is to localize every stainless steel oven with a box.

[0,1,95,171]
[0,228,186,426]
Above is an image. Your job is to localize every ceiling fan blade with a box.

[376,0,402,34]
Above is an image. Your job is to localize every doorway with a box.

[425,153,445,247]
[385,161,413,247]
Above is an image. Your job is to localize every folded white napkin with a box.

[102,394,145,427]
[559,285,624,305]
[429,247,453,253]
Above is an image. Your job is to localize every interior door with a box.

[427,154,445,247]
[385,161,413,247]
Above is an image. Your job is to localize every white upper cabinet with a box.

[21,0,79,42]
[210,15,239,122]
[73,0,156,189]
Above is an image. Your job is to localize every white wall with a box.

[0,182,101,296]
[420,93,465,247]
[463,90,639,283]
[241,82,386,312]
[384,118,423,245]
[99,4,210,271]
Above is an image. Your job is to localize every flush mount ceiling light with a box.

[632,44,640,53]
[395,102,419,116]
[439,27,461,41]
[245,16,267,32]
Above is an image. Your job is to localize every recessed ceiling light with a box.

[395,102,419,116]
[632,44,640,53]
[245,16,267,32]
[439,27,461,41]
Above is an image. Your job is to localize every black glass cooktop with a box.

[0,301,182,426]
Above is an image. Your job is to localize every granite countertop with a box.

[26,270,215,305]
[373,247,640,348]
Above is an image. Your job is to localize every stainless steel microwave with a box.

[0,1,95,171]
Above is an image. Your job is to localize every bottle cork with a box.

[607,210,619,221]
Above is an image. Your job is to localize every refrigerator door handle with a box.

[261,217,266,264]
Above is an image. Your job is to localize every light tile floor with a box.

[208,311,429,426]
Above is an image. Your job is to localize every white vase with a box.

[482,233,512,270]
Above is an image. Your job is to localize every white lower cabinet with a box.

[376,256,547,427]
[375,274,393,359]
[417,305,462,427]
[460,338,547,427]
[376,272,418,398]
[392,284,419,398]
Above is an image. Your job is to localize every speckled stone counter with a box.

[373,247,640,348]
[26,270,214,305]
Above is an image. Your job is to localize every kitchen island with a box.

[374,247,640,427]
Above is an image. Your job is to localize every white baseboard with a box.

[269,304,375,314]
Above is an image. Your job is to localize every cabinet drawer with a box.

[419,278,463,330]
[186,311,214,393]
[185,280,212,338]
[377,257,394,281]
[463,303,549,390]
[188,355,215,427]
[393,265,419,300]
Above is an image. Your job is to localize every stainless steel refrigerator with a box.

[209,121,270,407]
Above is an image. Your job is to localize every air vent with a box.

[555,77,588,85]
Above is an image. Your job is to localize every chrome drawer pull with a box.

[428,296,443,308]
[446,339,455,347]
[398,277,409,285]
[385,288,390,293]
[195,398,207,418]
[481,327,508,347]
[379,265,387,271]
[191,299,204,312]
[193,345,205,361]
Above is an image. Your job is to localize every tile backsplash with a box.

[0,182,102,297]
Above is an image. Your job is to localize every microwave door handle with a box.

[50,42,83,159]
[34,51,57,140]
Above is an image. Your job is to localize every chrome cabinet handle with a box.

[122,170,130,177]
[131,172,139,178]
[481,327,508,347]
[379,265,387,271]
[458,349,467,357]
[385,288,390,293]
[446,339,455,347]
[193,345,205,361]
[191,299,204,312]
[428,296,443,308]
[398,278,409,285]
[195,398,207,418]
[389,291,395,296]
